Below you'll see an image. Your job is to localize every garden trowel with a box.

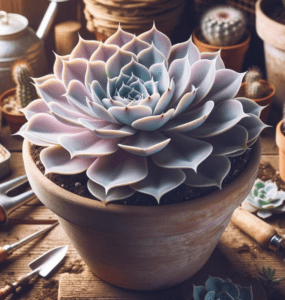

[231,206,285,254]
[0,245,68,299]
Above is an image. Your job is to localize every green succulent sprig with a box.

[258,266,285,298]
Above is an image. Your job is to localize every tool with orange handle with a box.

[0,221,58,264]
[231,206,285,252]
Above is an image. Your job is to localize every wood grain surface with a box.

[0,123,283,299]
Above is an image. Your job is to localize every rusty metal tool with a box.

[231,206,285,252]
[0,175,34,224]
[0,245,68,300]
[0,221,59,264]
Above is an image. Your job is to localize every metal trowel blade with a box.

[29,245,68,277]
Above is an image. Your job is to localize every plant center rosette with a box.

[18,24,267,204]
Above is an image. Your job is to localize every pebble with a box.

[36,160,40,165]
[75,182,82,187]
[61,184,65,188]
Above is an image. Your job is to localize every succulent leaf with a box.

[40,145,94,175]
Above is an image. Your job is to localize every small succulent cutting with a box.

[18,24,266,204]
[12,60,38,108]
[242,179,285,218]
[193,275,253,300]
[201,5,246,46]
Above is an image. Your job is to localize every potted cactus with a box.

[192,5,251,72]
[236,66,275,123]
[19,24,265,291]
[0,60,38,134]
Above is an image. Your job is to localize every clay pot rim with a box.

[0,87,25,118]
[192,28,251,51]
[239,81,275,103]
[23,138,261,217]
[276,120,285,148]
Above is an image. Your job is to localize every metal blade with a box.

[29,245,68,278]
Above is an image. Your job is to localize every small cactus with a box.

[12,60,38,108]
[244,66,271,99]
[201,5,246,46]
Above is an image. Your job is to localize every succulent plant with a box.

[12,60,38,108]
[17,24,266,204]
[193,275,253,300]
[201,5,247,46]
[242,179,285,218]
[258,266,285,298]
[244,66,271,99]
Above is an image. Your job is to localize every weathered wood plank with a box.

[0,126,23,152]
[7,206,57,224]
[261,154,279,171]
[58,249,267,300]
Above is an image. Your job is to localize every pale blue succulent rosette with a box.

[242,179,285,219]
[17,24,267,204]
[193,276,253,300]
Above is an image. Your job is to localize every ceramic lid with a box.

[0,11,28,36]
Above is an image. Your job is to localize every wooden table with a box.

[0,124,283,300]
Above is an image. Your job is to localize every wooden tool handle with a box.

[0,206,6,224]
[231,206,277,249]
[0,247,8,264]
[0,275,29,300]
[0,284,14,300]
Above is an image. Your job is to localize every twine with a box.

[83,0,186,37]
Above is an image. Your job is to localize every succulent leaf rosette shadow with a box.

[18,24,266,204]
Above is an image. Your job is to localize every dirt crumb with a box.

[61,259,85,274]
[237,243,251,253]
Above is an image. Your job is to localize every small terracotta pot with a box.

[276,120,285,181]
[22,139,261,291]
[237,80,275,124]
[0,88,27,134]
[192,28,251,72]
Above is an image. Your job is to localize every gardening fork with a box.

[0,175,34,224]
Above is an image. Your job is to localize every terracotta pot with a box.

[276,120,285,181]
[0,88,27,134]
[192,28,251,72]
[22,138,261,291]
[237,80,275,123]
[256,0,285,109]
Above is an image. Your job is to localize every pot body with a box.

[192,28,251,72]
[22,139,261,291]
[256,0,285,109]
[0,88,27,134]
[276,120,285,181]
[237,81,275,123]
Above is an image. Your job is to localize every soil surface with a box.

[267,3,285,25]
[1,94,23,115]
[31,144,251,206]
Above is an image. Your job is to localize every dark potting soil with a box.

[267,3,285,25]
[31,144,252,206]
